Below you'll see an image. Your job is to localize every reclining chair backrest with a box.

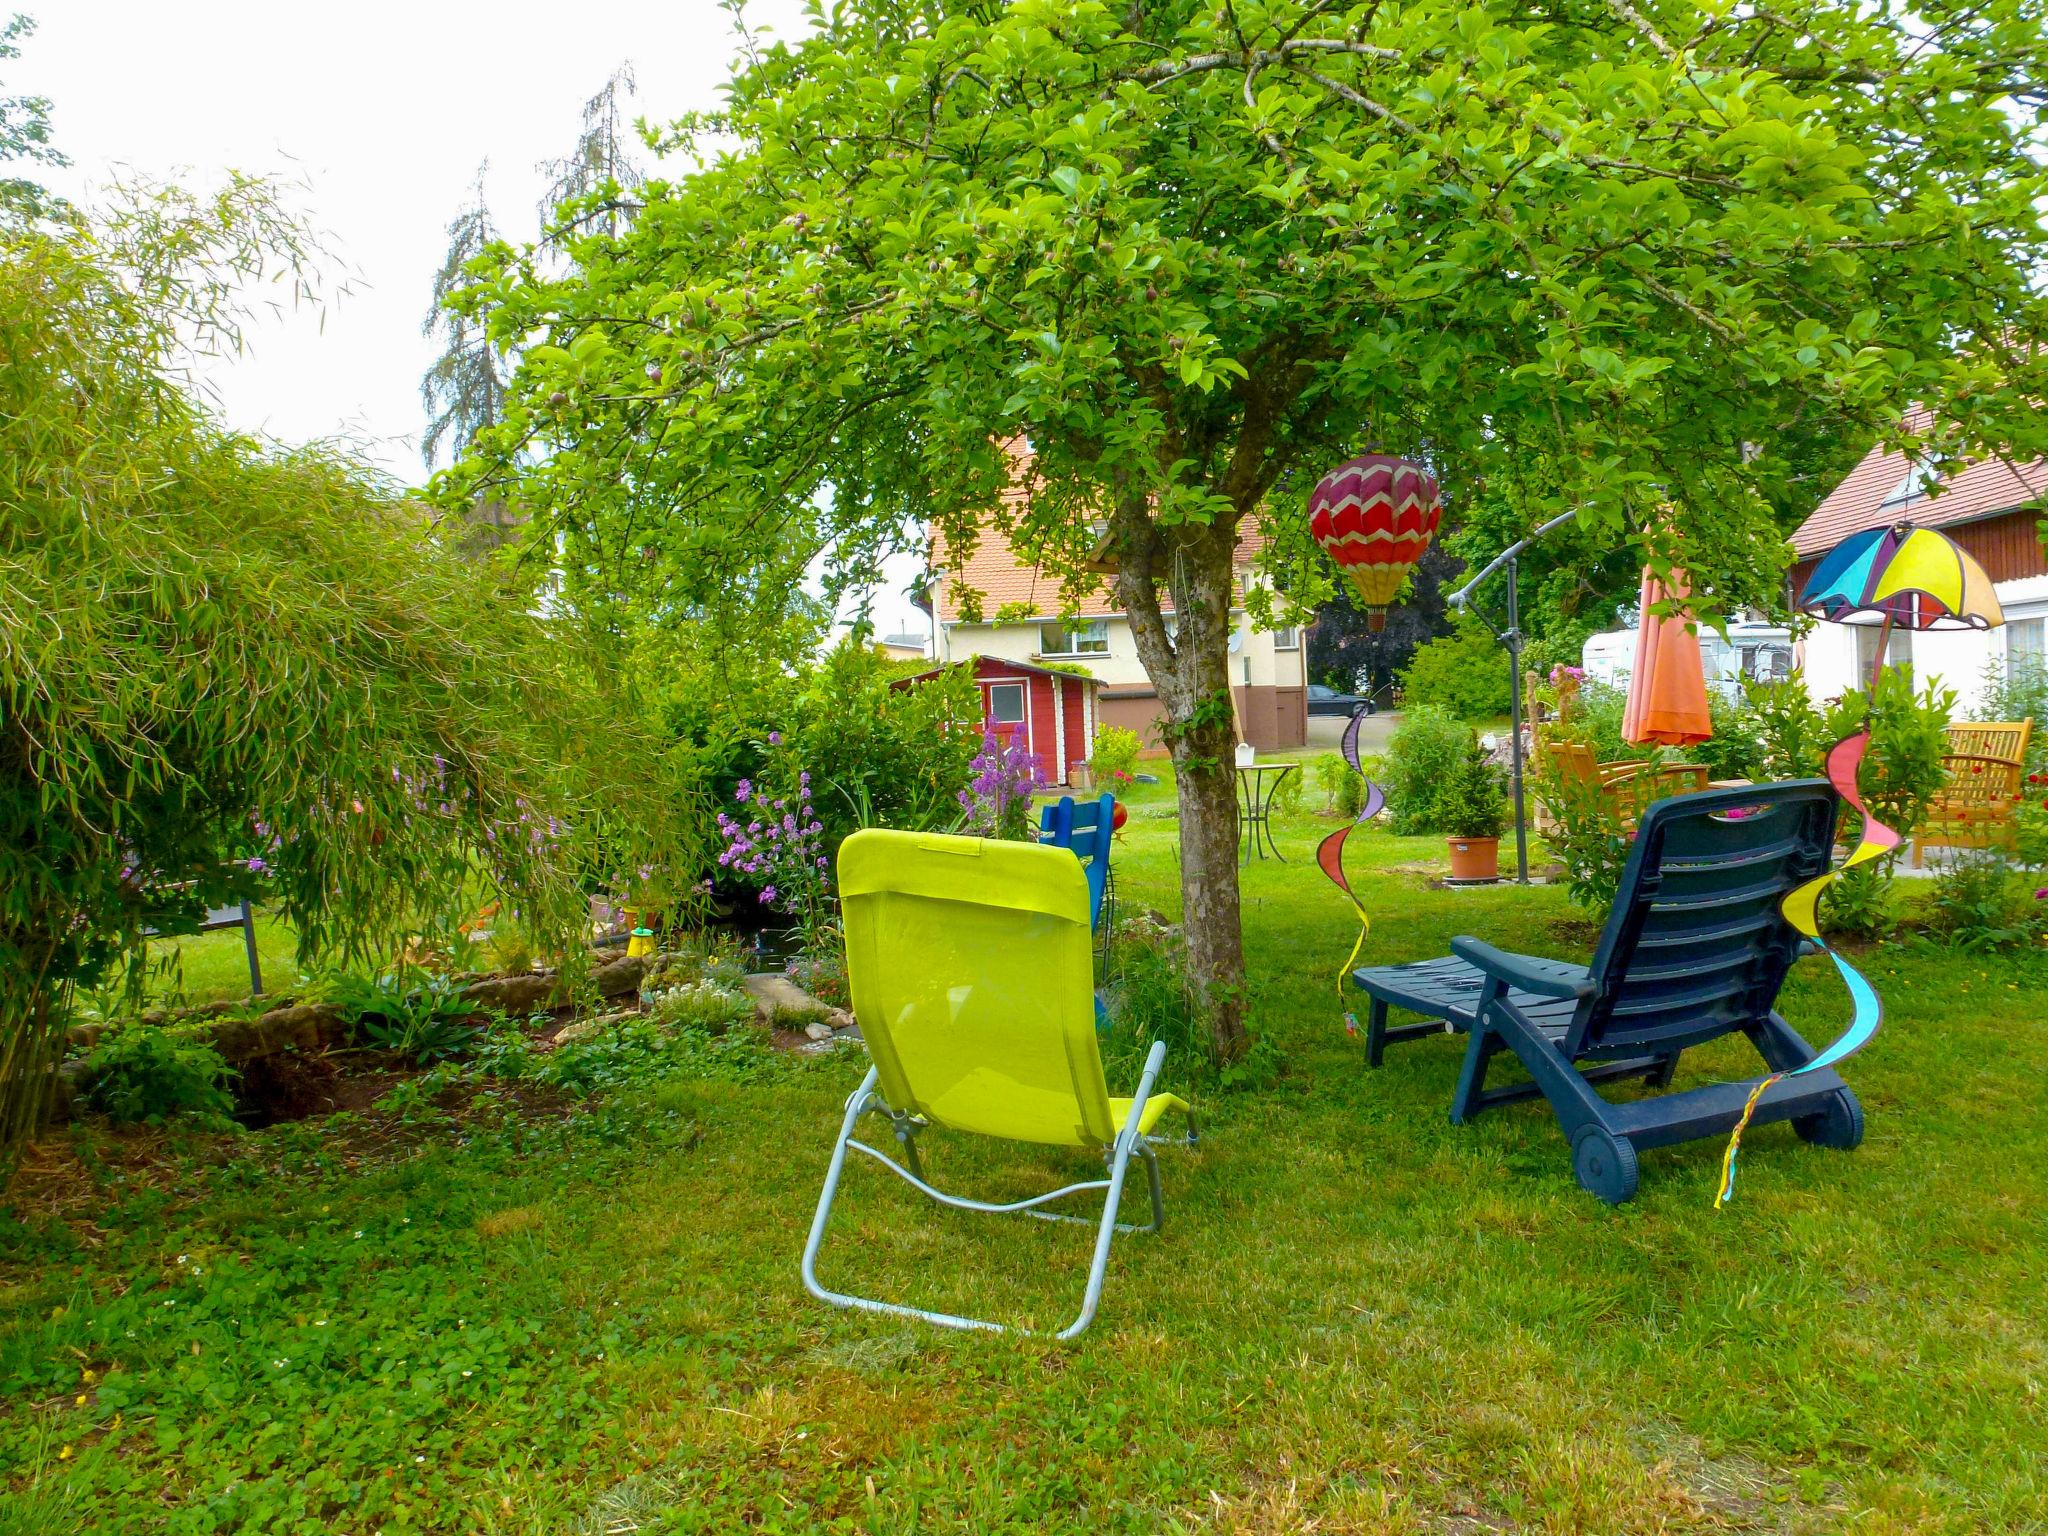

[1571,780,1839,1062]
[1038,793,1115,925]
[838,829,1115,1148]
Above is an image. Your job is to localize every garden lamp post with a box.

[1446,507,1580,885]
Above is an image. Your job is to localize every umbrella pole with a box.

[1868,611,1894,692]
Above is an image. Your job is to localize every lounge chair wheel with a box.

[1793,1087,1864,1151]
[1571,1126,1639,1206]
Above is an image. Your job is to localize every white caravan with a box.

[1581,622,1794,698]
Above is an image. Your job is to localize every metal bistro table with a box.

[1235,760,1299,864]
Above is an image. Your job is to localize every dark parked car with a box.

[1306,684,1374,718]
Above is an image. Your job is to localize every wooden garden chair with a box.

[1912,720,2033,866]
[1535,739,1711,836]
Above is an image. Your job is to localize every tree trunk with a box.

[1170,730,1247,1062]
[1116,509,1249,1063]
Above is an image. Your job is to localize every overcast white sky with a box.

[19,0,932,640]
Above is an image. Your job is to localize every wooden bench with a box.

[1912,719,2033,866]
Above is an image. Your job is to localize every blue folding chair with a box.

[1038,793,1117,936]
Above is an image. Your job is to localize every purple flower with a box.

[768,731,782,746]
[808,820,823,835]
[760,885,778,904]
[245,857,266,874]
[735,779,752,803]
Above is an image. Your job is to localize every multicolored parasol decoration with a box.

[1716,520,2001,1205]
[1798,521,2003,638]
[1308,454,1443,631]
[1316,711,1388,1033]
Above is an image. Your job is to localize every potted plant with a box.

[1441,741,1508,882]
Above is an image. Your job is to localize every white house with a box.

[927,520,1308,755]
[1791,424,2046,709]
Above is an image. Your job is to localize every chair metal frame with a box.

[801,1041,1197,1340]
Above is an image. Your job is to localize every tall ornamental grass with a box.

[0,182,683,1168]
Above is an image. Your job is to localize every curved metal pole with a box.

[1446,508,1583,885]
[1444,508,1582,612]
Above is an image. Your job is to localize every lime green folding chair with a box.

[802,828,1197,1339]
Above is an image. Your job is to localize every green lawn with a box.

[72,914,309,1019]
[5,777,2046,1533]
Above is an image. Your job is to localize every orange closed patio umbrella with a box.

[1623,562,1713,747]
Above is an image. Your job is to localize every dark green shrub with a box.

[1819,861,1899,940]
[1309,751,1363,817]
[1396,617,1512,719]
[79,1027,238,1129]
[328,971,480,1064]
[1974,657,2048,779]
[1089,725,1142,783]
[1920,851,2046,951]
[1101,924,1280,1093]
[1537,771,1633,913]
[1438,745,1508,838]
[1384,706,1473,833]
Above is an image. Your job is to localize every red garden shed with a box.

[895,655,1100,787]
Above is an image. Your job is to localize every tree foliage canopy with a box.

[449,0,2048,614]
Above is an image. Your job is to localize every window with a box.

[1272,625,1300,651]
[1039,618,1109,656]
[1879,461,1938,511]
[2010,614,2046,674]
[987,681,1026,725]
[1855,623,1914,676]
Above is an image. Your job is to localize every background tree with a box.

[0,14,63,223]
[421,165,508,473]
[0,180,684,1169]
[442,0,2048,1061]
[538,62,644,239]
[1309,544,1460,699]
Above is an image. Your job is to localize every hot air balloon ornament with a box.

[1308,454,1443,630]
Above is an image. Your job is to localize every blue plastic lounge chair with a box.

[1038,792,1116,932]
[802,829,1196,1338]
[1351,781,1866,1203]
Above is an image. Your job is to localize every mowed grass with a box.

[3,771,2045,1533]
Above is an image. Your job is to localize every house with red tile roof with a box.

[1789,416,2047,710]
[927,502,1309,759]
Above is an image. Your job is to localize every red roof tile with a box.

[1791,411,2048,557]
[932,441,1267,622]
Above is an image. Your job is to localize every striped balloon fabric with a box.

[1307,454,1443,628]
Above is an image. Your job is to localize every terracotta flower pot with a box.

[1446,835,1501,882]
